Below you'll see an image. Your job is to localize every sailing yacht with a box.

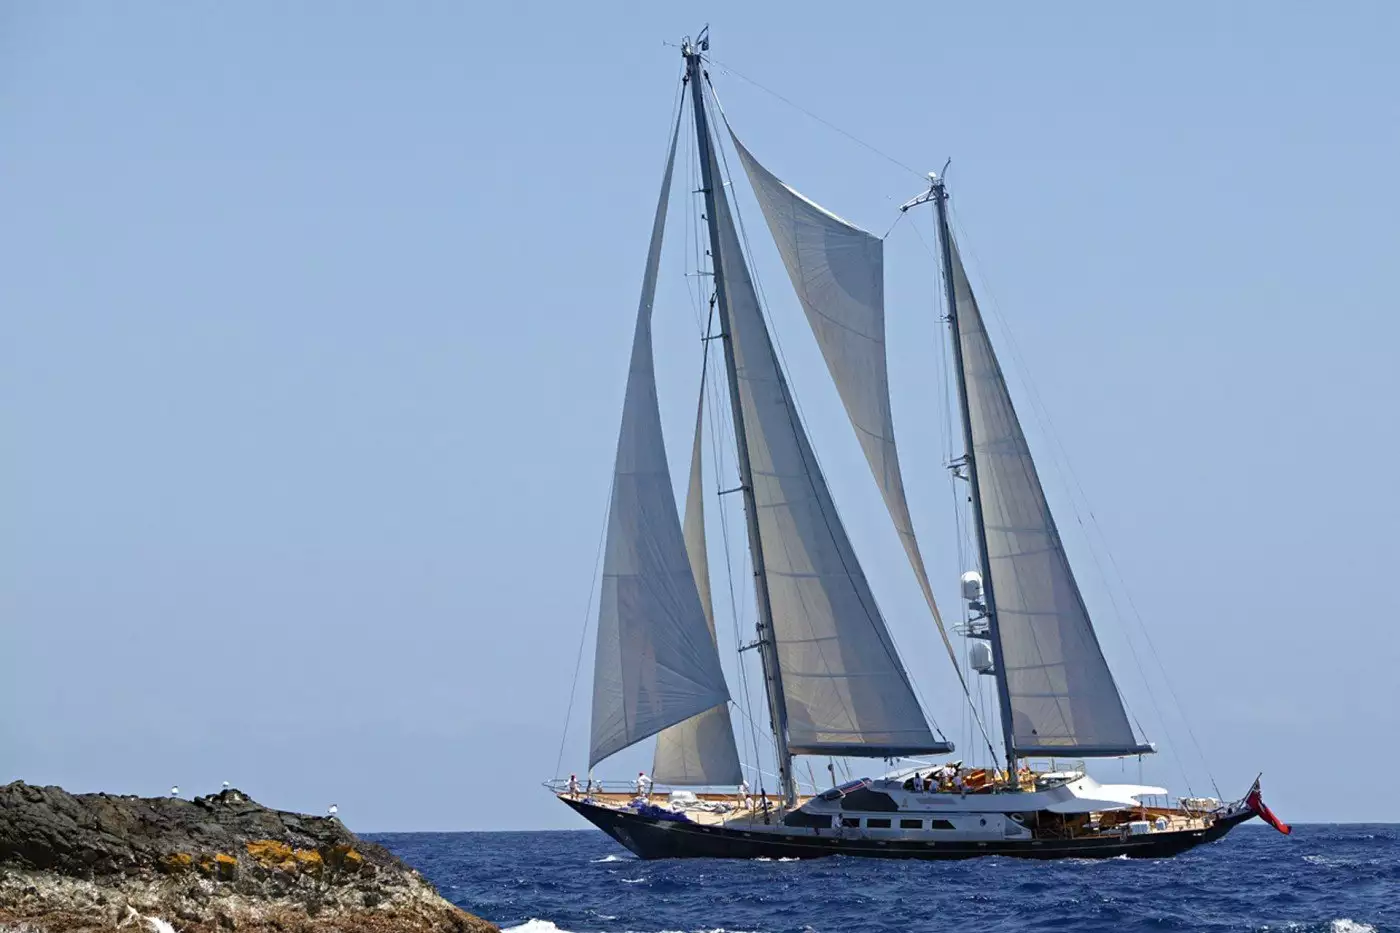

[550,31,1283,860]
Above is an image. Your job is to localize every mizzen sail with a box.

[704,136,949,758]
[652,382,745,785]
[948,235,1149,757]
[589,117,733,769]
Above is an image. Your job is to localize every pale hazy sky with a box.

[4,2,1397,830]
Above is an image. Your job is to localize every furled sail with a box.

[730,136,971,705]
[705,138,950,758]
[652,382,745,785]
[948,236,1150,757]
[589,118,733,769]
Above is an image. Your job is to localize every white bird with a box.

[221,781,230,791]
[327,804,339,818]
[170,785,180,797]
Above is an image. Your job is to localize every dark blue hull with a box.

[561,797,1255,861]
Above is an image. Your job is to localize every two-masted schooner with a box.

[549,31,1285,860]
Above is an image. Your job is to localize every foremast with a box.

[929,176,1017,778]
[683,34,796,808]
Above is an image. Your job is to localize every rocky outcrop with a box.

[0,782,497,933]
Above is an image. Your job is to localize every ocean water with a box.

[370,824,1398,933]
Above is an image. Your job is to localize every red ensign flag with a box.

[1246,778,1291,835]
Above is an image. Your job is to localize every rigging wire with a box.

[705,56,927,181]
[703,293,774,779]
[932,216,983,765]
[681,102,773,782]
[552,477,616,781]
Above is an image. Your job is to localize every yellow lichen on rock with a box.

[323,843,364,873]
[160,852,193,874]
[292,848,323,874]
[246,840,294,865]
[246,840,328,875]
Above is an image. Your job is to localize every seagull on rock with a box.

[169,785,180,798]
[327,804,339,818]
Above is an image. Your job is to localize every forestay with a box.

[589,117,733,769]
[705,137,949,758]
[949,236,1150,757]
[731,136,966,699]
[652,384,745,785]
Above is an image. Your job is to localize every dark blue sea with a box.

[370,824,1397,933]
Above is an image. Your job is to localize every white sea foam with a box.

[502,921,575,933]
[591,854,629,863]
[504,918,767,924]
[1329,922,1376,933]
[116,906,177,933]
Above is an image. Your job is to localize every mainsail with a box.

[588,117,733,769]
[731,137,979,720]
[947,235,1150,757]
[652,383,745,785]
[704,134,950,758]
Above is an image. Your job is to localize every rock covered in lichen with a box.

[0,782,497,933]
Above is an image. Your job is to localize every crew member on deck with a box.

[567,774,580,799]
[738,779,751,810]
[635,771,652,799]
[912,771,925,793]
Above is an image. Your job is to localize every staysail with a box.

[704,135,950,758]
[589,117,733,769]
[652,381,745,785]
[948,235,1150,757]
[731,137,982,720]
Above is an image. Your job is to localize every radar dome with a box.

[969,640,994,674]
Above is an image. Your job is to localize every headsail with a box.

[704,135,950,759]
[731,137,978,722]
[948,235,1150,757]
[589,116,733,769]
[652,381,745,785]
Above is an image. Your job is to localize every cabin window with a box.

[865,818,891,828]
[841,817,860,828]
[928,819,954,830]
[900,819,922,829]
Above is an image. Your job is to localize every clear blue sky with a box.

[3,2,1396,831]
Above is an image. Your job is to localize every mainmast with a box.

[683,33,796,808]
[929,176,1018,778]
